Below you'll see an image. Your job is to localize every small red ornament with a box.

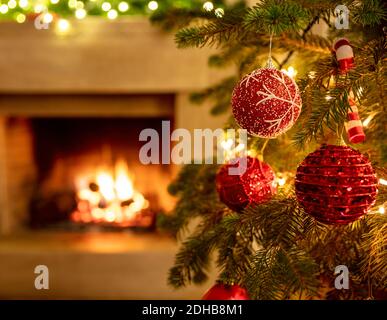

[232,68,302,138]
[345,97,366,144]
[295,144,378,225]
[202,283,250,300]
[216,156,277,212]
[333,38,355,74]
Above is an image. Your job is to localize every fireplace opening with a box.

[25,117,174,230]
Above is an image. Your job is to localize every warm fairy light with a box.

[34,3,45,13]
[203,1,213,11]
[118,1,129,12]
[50,0,60,4]
[68,0,77,9]
[281,66,297,79]
[234,143,245,152]
[379,178,387,186]
[16,13,26,23]
[8,0,17,9]
[75,1,84,9]
[56,18,70,33]
[42,12,53,24]
[379,206,385,214]
[107,9,118,19]
[277,177,286,186]
[0,4,8,13]
[18,0,28,8]
[75,8,86,19]
[325,95,332,101]
[214,7,224,18]
[308,71,316,79]
[147,1,158,11]
[220,138,233,150]
[101,1,111,11]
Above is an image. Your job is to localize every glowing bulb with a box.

[101,2,111,11]
[75,8,86,19]
[34,3,45,13]
[0,4,9,14]
[278,177,286,187]
[379,206,385,214]
[18,0,28,8]
[379,178,387,186]
[56,18,70,34]
[203,1,213,11]
[118,1,128,12]
[221,138,233,150]
[281,66,297,79]
[107,9,117,19]
[308,71,316,79]
[68,0,76,9]
[16,12,26,23]
[8,0,17,9]
[42,12,53,23]
[75,1,84,9]
[50,0,59,4]
[325,95,332,101]
[214,7,224,18]
[148,1,158,11]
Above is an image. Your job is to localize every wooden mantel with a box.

[0,18,230,94]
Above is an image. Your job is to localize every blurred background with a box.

[0,0,232,299]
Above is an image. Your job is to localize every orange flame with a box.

[71,158,150,226]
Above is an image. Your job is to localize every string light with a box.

[50,0,59,4]
[214,7,224,18]
[107,9,118,20]
[148,1,158,11]
[75,8,86,19]
[379,178,387,186]
[203,1,213,11]
[118,1,129,12]
[16,12,26,23]
[43,12,53,24]
[76,1,84,9]
[0,4,9,14]
[34,3,45,13]
[379,205,385,214]
[101,2,111,11]
[18,0,28,8]
[277,177,286,186]
[281,66,298,79]
[68,0,77,9]
[8,0,17,9]
[56,18,70,34]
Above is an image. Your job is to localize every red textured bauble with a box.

[295,144,378,225]
[232,68,302,138]
[216,156,277,212]
[202,283,250,300]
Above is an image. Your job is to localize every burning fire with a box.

[71,159,152,227]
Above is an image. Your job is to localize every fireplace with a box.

[0,94,175,234]
[0,18,223,299]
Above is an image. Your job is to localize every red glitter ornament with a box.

[295,144,378,225]
[216,156,277,212]
[232,68,302,138]
[202,283,250,300]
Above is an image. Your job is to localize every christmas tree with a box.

[151,0,386,300]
